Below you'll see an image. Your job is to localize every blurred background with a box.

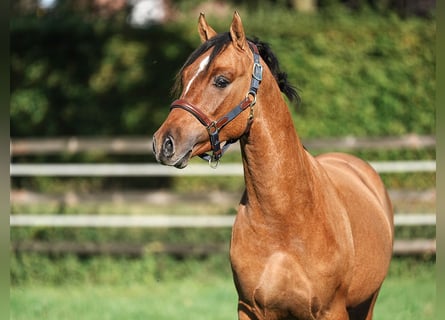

[10,0,436,319]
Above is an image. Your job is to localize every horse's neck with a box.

[240,79,319,220]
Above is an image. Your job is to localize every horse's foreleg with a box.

[346,288,381,320]
[363,289,381,320]
[238,300,260,320]
[322,306,349,320]
[321,293,350,320]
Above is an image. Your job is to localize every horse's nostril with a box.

[162,136,175,158]
[152,137,157,154]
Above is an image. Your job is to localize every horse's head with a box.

[153,12,261,168]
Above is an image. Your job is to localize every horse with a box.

[152,12,394,320]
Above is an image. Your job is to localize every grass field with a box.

[10,279,236,320]
[10,257,435,320]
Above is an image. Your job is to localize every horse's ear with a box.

[230,11,247,51]
[198,13,217,43]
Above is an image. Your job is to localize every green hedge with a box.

[240,7,436,137]
[11,6,435,138]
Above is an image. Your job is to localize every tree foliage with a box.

[10,4,435,138]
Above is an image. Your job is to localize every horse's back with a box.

[316,152,393,226]
[316,152,394,307]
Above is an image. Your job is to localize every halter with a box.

[170,41,263,168]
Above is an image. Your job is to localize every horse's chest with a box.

[231,223,313,315]
[230,211,344,319]
[230,239,323,319]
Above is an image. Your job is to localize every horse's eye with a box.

[214,76,230,89]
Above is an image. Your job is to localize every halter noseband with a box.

[170,41,263,168]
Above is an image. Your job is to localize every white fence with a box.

[10,213,436,228]
[9,214,436,256]
[10,135,436,255]
[10,134,436,155]
[9,160,437,177]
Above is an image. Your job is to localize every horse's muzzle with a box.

[152,132,193,168]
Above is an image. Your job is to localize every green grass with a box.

[374,259,436,319]
[11,279,237,320]
[10,257,435,319]
[375,277,435,320]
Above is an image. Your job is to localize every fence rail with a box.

[9,160,437,177]
[10,134,435,156]
[10,239,436,257]
[10,135,436,256]
[10,188,434,205]
[10,213,436,228]
[9,214,437,256]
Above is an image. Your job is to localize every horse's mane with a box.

[173,32,300,105]
[250,37,300,105]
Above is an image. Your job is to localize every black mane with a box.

[251,37,300,105]
[173,32,300,105]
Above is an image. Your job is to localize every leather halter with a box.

[170,41,263,167]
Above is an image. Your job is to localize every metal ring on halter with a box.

[209,156,220,169]
[246,91,257,106]
[207,121,218,134]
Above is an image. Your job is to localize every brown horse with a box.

[153,12,394,320]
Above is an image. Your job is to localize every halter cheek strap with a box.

[170,41,263,167]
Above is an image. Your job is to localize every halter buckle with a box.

[206,121,222,166]
[252,62,263,81]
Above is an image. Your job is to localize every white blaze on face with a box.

[183,55,210,96]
